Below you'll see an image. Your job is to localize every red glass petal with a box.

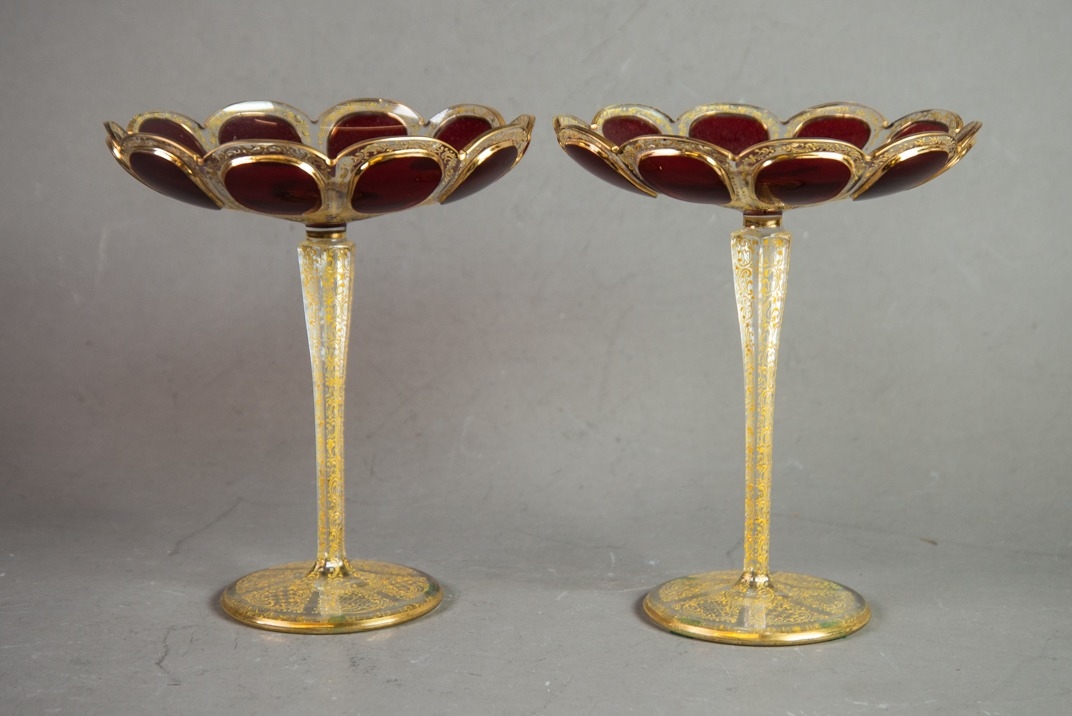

[441,145,519,204]
[563,143,650,196]
[602,116,660,146]
[689,114,769,155]
[855,150,949,200]
[892,121,948,140]
[137,118,205,155]
[351,156,442,213]
[327,112,408,158]
[219,115,301,144]
[128,152,218,210]
[434,116,493,151]
[224,162,321,215]
[756,157,852,205]
[796,116,871,149]
[636,153,732,204]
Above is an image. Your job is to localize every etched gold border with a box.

[677,103,781,142]
[740,140,865,209]
[626,138,735,204]
[553,103,979,212]
[117,138,223,210]
[592,103,676,139]
[554,120,656,197]
[316,99,423,153]
[219,154,327,218]
[437,139,517,203]
[437,116,534,203]
[851,132,957,198]
[107,101,533,224]
[207,100,314,145]
[345,148,447,216]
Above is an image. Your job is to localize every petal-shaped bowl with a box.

[554,102,979,213]
[106,99,534,225]
[554,101,980,646]
[104,99,534,634]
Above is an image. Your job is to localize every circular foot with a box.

[220,560,442,634]
[643,570,870,645]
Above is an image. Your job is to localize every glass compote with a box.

[106,98,533,633]
[554,102,978,644]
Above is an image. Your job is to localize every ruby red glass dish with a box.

[554,102,979,213]
[554,101,979,646]
[104,99,533,635]
[106,98,533,226]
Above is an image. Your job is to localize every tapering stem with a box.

[644,215,868,643]
[220,225,442,632]
[299,226,353,576]
[732,215,791,584]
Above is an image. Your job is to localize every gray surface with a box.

[1,0,1070,713]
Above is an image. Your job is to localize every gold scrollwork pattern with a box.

[553,103,978,213]
[106,100,534,225]
[217,229,444,633]
[731,226,791,579]
[643,570,870,645]
[299,236,354,571]
[220,561,442,633]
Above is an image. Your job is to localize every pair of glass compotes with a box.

[106,98,979,645]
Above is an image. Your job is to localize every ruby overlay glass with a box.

[555,102,979,645]
[107,99,533,633]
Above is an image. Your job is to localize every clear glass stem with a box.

[643,215,868,644]
[298,226,354,576]
[732,216,791,585]
[219,225,442,633]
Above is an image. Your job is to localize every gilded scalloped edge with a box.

[106,100,533,224]
[554,103,979,212]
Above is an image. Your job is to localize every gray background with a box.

[1,0,1069,713]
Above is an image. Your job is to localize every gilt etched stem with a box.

[299,227,354,576]
[732,217,791,584]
